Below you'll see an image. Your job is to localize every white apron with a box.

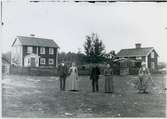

[66,66,79,91]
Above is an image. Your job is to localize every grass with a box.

[2,74,166,117]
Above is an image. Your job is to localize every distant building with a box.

[2,56,10,74]
[11,36,59,67]
[116,43,158,73]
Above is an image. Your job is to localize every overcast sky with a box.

[1,1,167,62]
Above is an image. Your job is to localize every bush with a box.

[129,68,139,75]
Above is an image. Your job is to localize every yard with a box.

[2,74,166,117]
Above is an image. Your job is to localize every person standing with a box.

[137,62,153,93]
[67,62,79,91]
[104,64,114,93]
[58,61,68,91]
[90,64,100,92]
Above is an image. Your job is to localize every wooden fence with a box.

[9,66,58,76]
[9,66,144,76]
[9,66,90,76]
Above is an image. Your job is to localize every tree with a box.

[83,33,106,63]
[158,62,166,70]
[104,50,117,64]
[58,51,86,66]
[58,52,66,63]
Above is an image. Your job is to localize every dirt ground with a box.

[2,74,166,117]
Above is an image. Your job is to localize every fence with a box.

[9,66,144,76]
[9,66,91,76]
[9,66,58,76]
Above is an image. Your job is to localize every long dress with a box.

[66,66,79,91]
[136,67,153,93]
[104,68,114,93]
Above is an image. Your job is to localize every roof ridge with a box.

[15,36,59,48]
[17,35,55,41]
[120,47,154,50]
[117,47,155,57]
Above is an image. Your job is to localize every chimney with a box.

[135,43,141,48]
[30,34,35,37]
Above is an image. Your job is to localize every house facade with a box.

[116,43,158,72]
[11,36,59,67]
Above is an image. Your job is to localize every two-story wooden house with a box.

[11,36,59,67]
[116,43,158,73]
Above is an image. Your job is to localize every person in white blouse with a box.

[66,62,79,91]
[137,62,153,93]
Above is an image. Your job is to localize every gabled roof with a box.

[113,58,138,63]
[117,47,154,57]
[12,36,59,48]
[2,57,11,64]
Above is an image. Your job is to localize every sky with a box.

[1,1,167,62]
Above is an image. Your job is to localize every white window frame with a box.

[40,47,45,54]
[151,62,155,69]
[49,48,54,54]
[27,46,33,53]
[40,58,46,64]
[151,52,154,58]
[49,58,54,65]
[136,56,142,60]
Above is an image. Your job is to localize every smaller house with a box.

[2,56,10,74]
[116,43,158,74]
[11,36,59,68]
[113,58,140,75]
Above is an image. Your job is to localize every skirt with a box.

[104,75,114,93]
[135,75,152,92]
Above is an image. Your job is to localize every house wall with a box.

[22,45,58,67]
[147,50,158,71]
[11,39,23,66]
[142,56,146,62]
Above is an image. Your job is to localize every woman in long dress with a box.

[67,62,79,91]
[104,64,114,93]
[136,62,153,93]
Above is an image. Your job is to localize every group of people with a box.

[58,61,114,93]
[58,61,153,94]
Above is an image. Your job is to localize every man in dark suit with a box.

[58,61,68,91]
[90,64,100,92]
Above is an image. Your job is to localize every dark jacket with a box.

[58,64,68,78]
[90,66,100,80]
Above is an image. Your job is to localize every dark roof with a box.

[2,57,11,64]
[117,47,154,57]
[13,36,59,48]
[114,58,138,62]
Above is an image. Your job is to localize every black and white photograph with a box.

[1,0,167,118]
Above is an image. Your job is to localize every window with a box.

[49,48,54,54]
[136,57,142,60]
[40,58,46,64]
[49,58,54,64]
[27,47,33,53]
[40,47,45,54]
[28,58,31,64]
[151,52,154,58]
[151,62,155,69]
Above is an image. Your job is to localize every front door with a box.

[31,57,36,67]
